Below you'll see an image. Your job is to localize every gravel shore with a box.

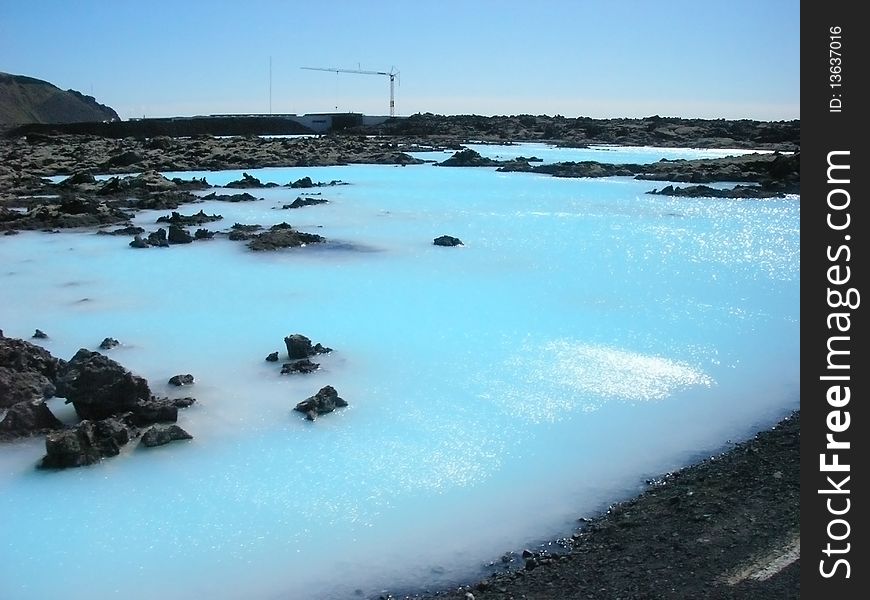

[410,412,800,600]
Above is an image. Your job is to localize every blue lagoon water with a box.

[0,146,799,599]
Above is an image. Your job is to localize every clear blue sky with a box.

[0,0,799,121]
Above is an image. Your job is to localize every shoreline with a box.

[407,411,800,600]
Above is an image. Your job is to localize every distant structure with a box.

[301,66,399,117]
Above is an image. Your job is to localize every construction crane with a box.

[301,66,399,117]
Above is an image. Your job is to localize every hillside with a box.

[0,72,119,128]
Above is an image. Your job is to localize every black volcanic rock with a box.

[246,223,325,251]
[293,385,347,421]
[265,352,279,362]
[56,348,151,420]
[156,210,222,226]
[226,172,278,188]
[202,191,260,202]
[0,335,64,408]
[168,374,194,386]
[0,399,63,438]
[283,334,332,360]
[140,424,192,447]
[434,235,463,247]
[167,224,193,244]
[281,359,320,374]
[439,148,499,167]
[39,417,131,469]
[282,196,329,209]
[98,337,120,350]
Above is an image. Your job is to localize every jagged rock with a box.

[56,348,151,420]
[283,334,332,359]
[103,150,144,168]
[147,228,168,247]
[127,398,178,426]
[99,337,120,350]
[282,196,328,209]
[156,210,222,226]
[225,172,278,188]
[0,399,63,437]
[0,336,64,408]
[140,424,193,447]
[293,385,347,420]
[266,352,279,362]
[194,228,215,240]
[247,223,325,251]
[289,176,314,188]
[281,359,319,374]
[104,225,145,236]
[0,367,56,407]
[434,235,463,247]
[167,224,193,244]
[58,172,97,187]
[32,329,48,339]
[39,418,131,469]
[202,192,260,202]
[168,374,194,386]
[129,235,149,248]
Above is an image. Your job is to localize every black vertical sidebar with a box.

[801,0,867,597]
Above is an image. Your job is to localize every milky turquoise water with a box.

[0,146,799,599]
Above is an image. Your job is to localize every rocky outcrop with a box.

[265,352,279,362]
[433,235,463,247]
[647,184,788,199]
[140,424,192,447]
[0,399,63,438]
[439,148,500,167]
[156,210,223,226]
[226,172,279,189]
[167,224,193,244]
[0,335,64,408]
[293,385,347,421]
[32,329,48,339]
[246,223,325,251]
[56,348,151,420]
[1,196,134,230]
[201,191,260,202]
[282,196,329,209]
[39,418,131,469]
[283,334,332,360]
[281,359,319,375]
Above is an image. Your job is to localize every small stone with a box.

[32,329,48,339]
[168,374,194,386]
[265,351,279,362]
[433,235,463,247]
[281,359,319,374]
[99,337,120,350]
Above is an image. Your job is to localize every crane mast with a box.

[301,66,399,117]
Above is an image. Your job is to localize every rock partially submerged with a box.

[283,334,332,360]
[156,210,223,226]
[140,424,193,447]
[281,359,320,375]
[99,338,120,350]
[281,196,329,209]
[0,334,64,408]
[168,374,194,386]
[439,148,500,167]
[434,235,464,247]
[294,385,347,421]
[57,348,151,420]
[226,172,279,189]
[0,399,63,438]
[246,223,325,251]
[39,418,131,469]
